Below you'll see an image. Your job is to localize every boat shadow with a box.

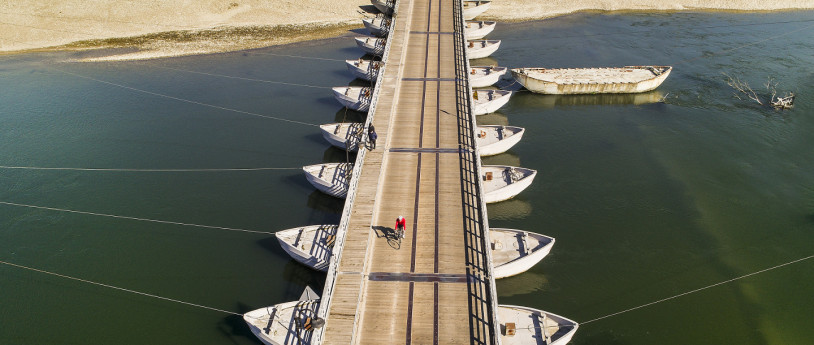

[510,89,666,108]
[334,107,367,123]
[358,5,379,14]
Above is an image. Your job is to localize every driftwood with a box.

[723,73,795,109]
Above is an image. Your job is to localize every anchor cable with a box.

[151,65,334,89]
[0,201,274,235]
[581,253,814,325]
[50,68,320,127]
[0,260,241,316]
[0,165,300,172]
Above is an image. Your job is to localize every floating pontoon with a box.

[332,86,373,112]
[475,125,524,156]
[512,66,672,94]
[490,228,554,278]
[463,0,491,20]
[345,59,383,82]
[466,40,501,60]
[473,89,512,115]
[481,165,536,203]
[303,163,352,198]
[465,20,496,40]
[469,65,508,88]
[275,225,338,271]
[355,36,387,56]
[244,298,322,345]
[498,305,578,345]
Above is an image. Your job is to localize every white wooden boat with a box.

[332,86,372,112]
[498,305,578,345]
[463,0,491,20]
[354,36,387,56]
[481,165,536,203]
[469,65,507,88]
[345,59,383,82]
[371,0,394,15]
[473,89,512,115]
[320,123,366,152]
[490,228,554,278]
[465,20,496,40]
[303,163,352,198]
[363,16,391,37]
[275,225,338,271]
[244,299,322,345]
[275,226,550,278]
[466,40,501,60]
[475,125,524,156]
[512,66,672,94]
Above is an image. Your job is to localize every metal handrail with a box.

[310,0,401,342]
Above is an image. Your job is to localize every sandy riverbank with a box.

[2,0,813,61]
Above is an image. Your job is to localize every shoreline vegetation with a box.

[2,0,813,61]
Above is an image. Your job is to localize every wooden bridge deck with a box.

[318,0,497,344]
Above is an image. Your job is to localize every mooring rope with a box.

[0,260,241,316]
[580,254,814,325]
[246,51,347,62]
[674,21,814,66]
[51,68,320,127]
[0,201,274,235]
[152,65,333,89]
[0,165,300,172]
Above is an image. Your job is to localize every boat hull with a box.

[244,300,321,345]
[482,166,536,203]
[346,60,381,82]
[490,228,554,278]
[463,1,491,20]
[320,123,364,152]
[467,40,500,60]
[332,87,371,112]
[476,125,523,156]
[303,163,350,199]
[498,305,578,345]
[469,66,507,88]
[363,18,389,37]
[465,21,496,40]
[355,37,385,56]
[473,90,511,116]
[512,66,672,94]
[371,0,394,15]
[275,225,337,271]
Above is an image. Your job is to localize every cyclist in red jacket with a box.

[395,215,406,239]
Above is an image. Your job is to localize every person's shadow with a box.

[372,225,401,249]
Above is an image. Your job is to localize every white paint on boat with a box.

[363,16,391,37]
[244,299,321,345]
[303,163,352,198]
[345,59,383,82]
[498,305,578,345]
[490,228,554,278]
[481,165,536,203]
[370,0,394,15]
[320,123,366,152]
[332,86,372,112]
[465,20,496,40]
[466,39,500,60]
[476,125,524,156]
[276,225,338,271]
[512,66,673,94]
[469,65,507,88]
[473,89,512,115]
[355,36,386,56]
[463,0,491,20]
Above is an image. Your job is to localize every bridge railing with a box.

[310,0,401,343]
[451,0,501,344]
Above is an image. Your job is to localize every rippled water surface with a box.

[1,11,813,345]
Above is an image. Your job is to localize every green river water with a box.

[1,10,813,345]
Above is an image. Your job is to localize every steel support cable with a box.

[0,201,274,235]
[0,260,241,316]
[581,254,814,325]
[0,166,300,172]
[50,68,320,127]
[151,65,333,89]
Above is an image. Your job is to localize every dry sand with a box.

[2,0,813,60]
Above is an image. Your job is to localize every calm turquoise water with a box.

[1,11,813,345]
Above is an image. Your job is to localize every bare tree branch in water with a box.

[723,73,795,109]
